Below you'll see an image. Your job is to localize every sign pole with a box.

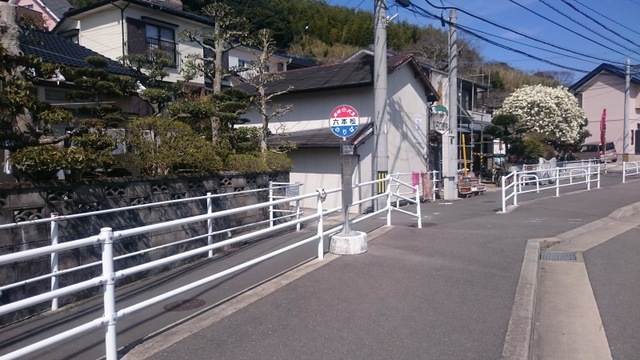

[341,140,354,235]
[329,105,367,255]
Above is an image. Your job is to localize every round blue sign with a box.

[329,105,359,138]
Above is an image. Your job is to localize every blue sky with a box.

[327,0,640,80]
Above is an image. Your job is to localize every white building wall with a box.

[579,73,640,157]
[244,63,431,211]
[387,66,429,175]
[227,47,288,76]
[244,87,373,132]
[76,8,122,61]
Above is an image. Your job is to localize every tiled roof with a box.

[20,30,140,78]
[570,63,640,92]
[236,53,439,102]
[57,0,214,28]
[40,0,72,19]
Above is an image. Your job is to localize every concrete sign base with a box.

[330,231,368,255]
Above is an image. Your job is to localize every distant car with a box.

[576,142,617,163]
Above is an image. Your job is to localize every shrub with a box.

[264,152,293,172]
[127,117,222,175]
[10,145,66,181]
[224,154,269,173]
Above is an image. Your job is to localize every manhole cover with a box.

[539,251,577,261]
[164,298,206,311]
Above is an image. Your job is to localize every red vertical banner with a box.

[600,109,606,155]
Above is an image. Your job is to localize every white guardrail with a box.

[500,160,601,213]
[623,161,640,183]
[0,175,421,360]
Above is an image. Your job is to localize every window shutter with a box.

[127,17,146,55]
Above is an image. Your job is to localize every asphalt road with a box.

[131,174,640,360]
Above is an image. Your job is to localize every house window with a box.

[145,24,176,66]
[24,4,34,9]
[277,62,284,72]
[238,60,247,70]
[127,18,177,67]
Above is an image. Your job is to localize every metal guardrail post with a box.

[587,163,591,191]
[100,227,118,360]
[415,185,422,229]
[268,182,274,228]
[295,182,302,232]
[207,193,214,258]
[597,163,601,188]
[316,189,324,260]
[555,169,560,197]
[50,213,59,310]
[623,162,627,183]
[386,177,392,226]
[513,173,518,207]
[501,174,506,213]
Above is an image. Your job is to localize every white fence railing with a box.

[0,185,295,312]
[0,175,421,360]
[500,161,601,213]
[623,161,640,183]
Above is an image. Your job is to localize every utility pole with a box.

[624,58,630,161]
[373,0,388,209]
[442,9,458,200]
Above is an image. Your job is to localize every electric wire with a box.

[569,0,640,38]
[410,3,589,73]
[560,0,640,48]
[456,22,608,67]
[412,1,588,73]
[423,0,633,67]
[538,0,640,57]
[506,0,636,61]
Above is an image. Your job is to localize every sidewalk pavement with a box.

[121,178,640,360]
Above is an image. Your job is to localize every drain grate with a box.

[539,251,577,261]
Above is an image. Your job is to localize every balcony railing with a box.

[146,37,176,67]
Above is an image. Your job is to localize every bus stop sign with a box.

[330,105,359,138]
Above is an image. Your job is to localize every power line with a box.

[422,0,625,69]
[569,0,640,38]
[456,23,604,67]
[506,0,635,61]
[561,0,640,48]
[538,0,640,57]
[410,3,589,73]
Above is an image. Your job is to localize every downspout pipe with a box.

[110,1,131,62]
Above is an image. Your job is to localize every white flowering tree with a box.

[489,84,588,163]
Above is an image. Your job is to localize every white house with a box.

[570,63,640,160]
[238,54,439,211]
[52,0,213,85]
[52,0,300,88]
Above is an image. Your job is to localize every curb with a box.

[501,238,540,360]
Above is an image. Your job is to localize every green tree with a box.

[181,1,249,145]
[243,29,293,153]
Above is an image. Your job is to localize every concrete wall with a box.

[0,172,289,326]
